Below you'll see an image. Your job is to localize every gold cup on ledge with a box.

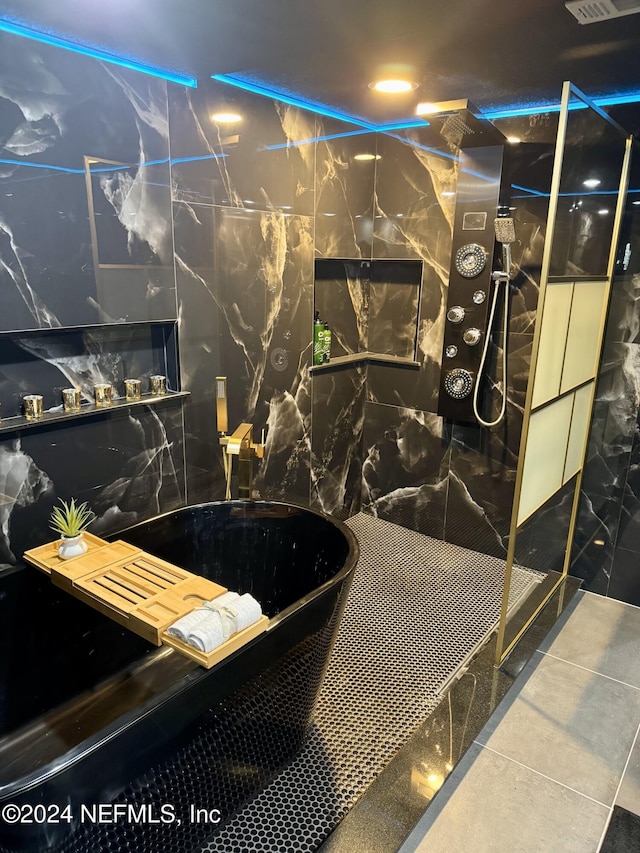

[62,387,82,413]
[150,374,167,396]
[94,383,113,406]
[124,378,142,401]
[23,394,43,420]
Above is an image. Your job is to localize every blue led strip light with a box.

[0,153,227,177]
[482,90,640,120]
[0,17,197,87]
[212,73,427,132]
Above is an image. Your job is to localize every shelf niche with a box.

[313,258,423,368]
[0,321,182,427]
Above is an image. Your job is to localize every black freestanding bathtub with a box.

[0,501,358,853]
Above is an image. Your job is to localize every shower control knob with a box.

[473,290,486,305]
[444,368,473,400]
[463,327,482,346]
[447,305,465,324]
[445,345,458,358]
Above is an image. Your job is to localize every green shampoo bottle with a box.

[313,312,324,365]
[322,321,332,363]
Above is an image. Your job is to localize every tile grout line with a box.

[595,719,640,853]
[582,589,640,614]
[539,650,640,691]
[473,742,612,809]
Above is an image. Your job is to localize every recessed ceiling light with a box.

[211,112,242,123]
[598,209,609,215]
[583,178,601,188]
[369,79,417,94]
[633,200,640,205]
[354,153,381,161]
[507,136,521,144]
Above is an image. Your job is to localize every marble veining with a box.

[0,34,174,331]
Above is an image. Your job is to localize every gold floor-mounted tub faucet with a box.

[216,377,265,499]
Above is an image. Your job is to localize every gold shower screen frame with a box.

[495,82,633,666]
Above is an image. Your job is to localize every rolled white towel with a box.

[203,592,262,637]
[166,607,210,643]
[187,610,225,653]
[233,593,263,632]
[203,591,240,616]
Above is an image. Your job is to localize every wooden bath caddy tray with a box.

[23,534,268,669]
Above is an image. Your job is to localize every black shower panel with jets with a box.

[437,144,507,424]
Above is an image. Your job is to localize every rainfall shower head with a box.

[416,98,506,148]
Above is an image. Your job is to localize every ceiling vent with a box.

[566,0,640,23]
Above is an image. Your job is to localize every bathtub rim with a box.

[1,500,359,800]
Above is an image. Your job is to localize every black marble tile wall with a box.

[0,27,571,575]
[0,401,185,568]
[314,120,377,259]
[169,80,315,507]
[0,33,175,330]
[311,365,367,520]
[572,190,640,604]
[361,403,450,541]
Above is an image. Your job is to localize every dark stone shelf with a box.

[310,352,420,373]
[0,391,189,435]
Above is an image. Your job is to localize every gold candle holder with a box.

[150,375,167,396]
[125,378,142,401]
[62,387,82,412]
[23,394,43,420]
[94,383,113,406]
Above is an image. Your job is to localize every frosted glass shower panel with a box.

[564,383,593,482]
[560,279,608,394]
[531,281,573,409]
[517,394,573,525]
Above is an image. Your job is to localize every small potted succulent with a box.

[50,497,96,560]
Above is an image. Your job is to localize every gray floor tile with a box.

[398,743,609,853]
[539,592,640,688]
[617,732,640,816]
[476,652,640,805]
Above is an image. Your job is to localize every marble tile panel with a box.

[360,402,450,540]
[310,365,367,519]
[314,119,377,259]
[0,401,185,569]
[399,742,609,853]
[0,32,173,330]
[172,202,225,501]
[174,200,314,505]
[478,650,640,804]
[607,548,640,607]
[169,79,316,216]
[372,128,456,262]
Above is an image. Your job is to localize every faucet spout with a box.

[226,422,253,456]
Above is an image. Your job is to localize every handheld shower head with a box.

[494,216,516,279]
[494,216,516,245]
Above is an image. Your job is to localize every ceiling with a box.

[2,0,640,129]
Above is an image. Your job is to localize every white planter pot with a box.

[58,533,88,560]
